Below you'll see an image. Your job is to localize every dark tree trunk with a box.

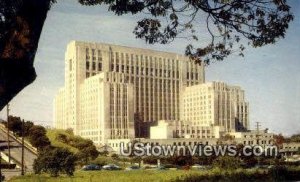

[0,0,51,111]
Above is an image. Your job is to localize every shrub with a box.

[28,125,51,149]
[33,146,76,177]
[212,156,242,170]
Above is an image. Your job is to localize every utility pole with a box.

[6,104,11,163]
[21,119,25,175]
[0,151,2,182]
[256,122,262,166]
[255,122,261,145]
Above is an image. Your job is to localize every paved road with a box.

[0,129,37,171]
[2,169,23,181]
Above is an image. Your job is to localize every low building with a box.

[107,137,219,155]
[108,128,276,154]
[228,130,274,146]
[150,120,223,139]
[280,142,300,162]
[281,142,300,152]
[280,142,300,156]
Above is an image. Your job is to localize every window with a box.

[86,62,90,70]
[116,52,119,63]
[86,48,90,59]
[69,59,72,71]
[121,65,125,73]
[92,62,96,70]
[111,64,114,71]
[98,63,102,71]
[98,50,102,61]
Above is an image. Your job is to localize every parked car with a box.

[191,164,209,170]
[142,165,156,170]
[125,165,140,171]
[254,164,269,169]
[155,165,168,170]
[164,164,180,170]
[81,164,101,171]
[142,165,167,170]
[102,164,122,170]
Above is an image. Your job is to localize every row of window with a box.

[86,62,102,72]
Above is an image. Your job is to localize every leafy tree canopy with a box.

[213,156,242,170]
[33,146,76,177]
[77,0,293,64]
[28,125,51,149]
[0,0,294,110]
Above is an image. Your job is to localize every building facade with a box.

[150,120,223,139]
[79,72,135,145]
[54,41,205,145]
[180,82,249,132]
[54,41,251,146]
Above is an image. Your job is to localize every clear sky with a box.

[0,0,299,136]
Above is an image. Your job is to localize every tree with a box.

[0,0,294,110]
[28,125,51,149]
[212,156,242,170]
[79,0,293,63]
[6,116,34,137]
[54,131,99,164]
[7,116,22,136]
[274,134,286,147]
[76,145,99,165]
[73,138,99,164]
[288,134,300,143]
[163,155,194,166]
[23,121,34,136]
[0,0,55,110]
[217,134,235,145]
[33,146,76,177]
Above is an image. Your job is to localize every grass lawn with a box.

[46,129,79,153]
[9,170,204,182]
[9,167,300,182]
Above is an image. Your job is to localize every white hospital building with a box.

[54,41,249,147]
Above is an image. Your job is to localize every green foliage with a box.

[212,156,242,170]
[23,121,34,136]
[76,144,99,165]
[11,166,300,182]
[78,0,293,63]
[28,125,51,149]
[47,129,99,165]
[111,153,119,159]
[286,134,300,143]
[242,156,258,168]
[91,156,121,167]
[5,116,51,150]
[7,116,22,135]
[6,116,34,137]
[47,129,78,153]
[269,165,289,181]
[142,156,160,165]
[33,146,76,177]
